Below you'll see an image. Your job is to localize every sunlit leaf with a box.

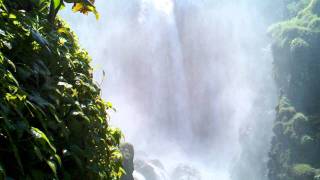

[58,37,67,45]
[53,0,61,9]
[8,13,16,19]
[72,3,85,13]
[54,154,62,166]
[31,127,56,153]
[72,1,100,19]
[57,81,73,89]
[106,101,116,112]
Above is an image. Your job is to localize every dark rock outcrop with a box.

[120,143,135,180]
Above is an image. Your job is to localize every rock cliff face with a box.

[268,0,320,179]
[120,143,168,180]
[134,159,168,180]
[121,143,135,180]
[120,143,204,180]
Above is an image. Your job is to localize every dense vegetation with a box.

[0,0,123,179]
[268,0,320,179]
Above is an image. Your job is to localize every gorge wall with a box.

[268,0,320,179]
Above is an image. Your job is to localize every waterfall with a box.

[133,171,146,180]
[62,0,277,179]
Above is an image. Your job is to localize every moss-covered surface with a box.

[0,0,123,179]
[269,0,320,114]
[268,0,320,179]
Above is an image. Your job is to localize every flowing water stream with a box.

[62,0,277,179]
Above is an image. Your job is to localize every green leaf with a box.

[109,128,123,145]
[5,128,24,174]
[71,111,90,123]
[106,101,116,112]
[30,127,56,153]
[53,0,61,9]
[34,60,50,76]
[28,93,51,108]
[8,13,16,19]
[34,145,43,161]
[6,73,19,86]
[106,101,113,108]
[57,81,73,89]
[16,63,33,81]
[64,0,74,3]
[46,160,57,176]
[5,58,16,72]
[54,154,62,166]
[0,163,5,179]
[16,120,29,138]
[72,1,100,19]
[30,169,46,179]
[31,29,48,47]
[111,150,122,159]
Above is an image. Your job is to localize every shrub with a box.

[0,0,123,179]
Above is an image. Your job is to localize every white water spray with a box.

[62,0,277,179]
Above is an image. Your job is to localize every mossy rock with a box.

[269,1,320,180]
[292,113,309,134]
[291,164,316,180]
[273,122,284,136]
[314,171,320,180]
[277,97,296,121]
[278,106,296,121]
[290,37,310,52]
[300,135,314,146]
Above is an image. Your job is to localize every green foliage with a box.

[269,0,320,114]
[269,1,320,180]
[3,0,99,24]
[269,96,320,180]
[0,0,123,179]
[290,37,309,51]
[286,0,312,17]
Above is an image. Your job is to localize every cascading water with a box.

[62,0,277,179]
[133,171,147,180]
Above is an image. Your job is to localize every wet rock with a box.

[134,159,168,180]
[120,143,135,180]
[171,164,202,180]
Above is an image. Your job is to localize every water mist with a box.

[62,0,277,179]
